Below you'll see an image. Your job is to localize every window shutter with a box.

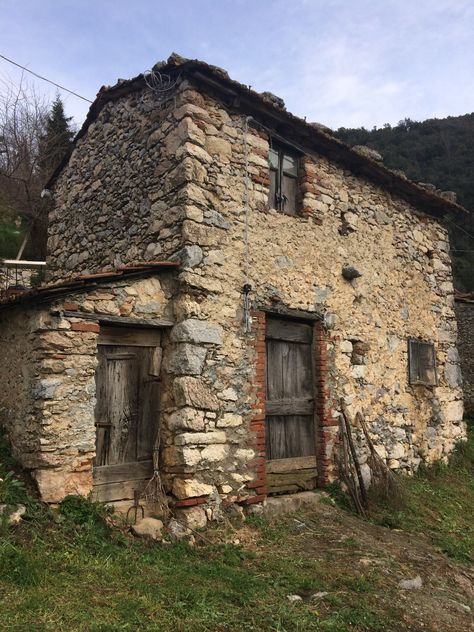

[269,168,278,209]
[281,173,297,215]
[419,342,437,385]
[267,144,299,214]
[409,340,420,384]
[408,340,437,386]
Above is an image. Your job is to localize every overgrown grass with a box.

[367,416,474,562]
[0,428,49,528]
[0,501,399,631]
[0,423,472,630]
[0,455,399,631]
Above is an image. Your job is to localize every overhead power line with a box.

[0,53,93,103]
[447,217,474,242]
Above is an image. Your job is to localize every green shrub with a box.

[0,470,28,506]
[59,495,110,526]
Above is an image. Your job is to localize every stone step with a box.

[262,491,326,517]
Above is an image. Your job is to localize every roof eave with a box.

[45,57,469,221]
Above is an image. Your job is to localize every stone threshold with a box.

[261,491,326,517]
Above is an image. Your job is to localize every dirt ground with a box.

[221,500,474,631]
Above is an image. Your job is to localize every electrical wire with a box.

[446,216,474,242]
[143,69,180,93]
[243,116,251,286]
[242,115,253,333]
[0,53,93,103]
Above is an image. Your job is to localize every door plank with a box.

[266,461,317,494]
[266,455,317,473]
[91,478,149,503]
[93,460,153,485]
[266,319,312,343]
[266,398,313,415]
[105,348,139,465]
[266,415,316,459]
[266,471,317,494]
[95,350,109,466]
[136,347,160,461]
[98,326,161,347]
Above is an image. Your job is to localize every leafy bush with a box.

[0,470,28,505]
[59,495,110,527]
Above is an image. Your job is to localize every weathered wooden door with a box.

[93,327,162,502]
[265,317,318,493]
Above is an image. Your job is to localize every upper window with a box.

[408,339,437,386]
[268,145,299,215]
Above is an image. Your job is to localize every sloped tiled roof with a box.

[0,261,179,310]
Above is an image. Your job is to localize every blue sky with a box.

[1,0,474,130]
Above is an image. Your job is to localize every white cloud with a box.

[2,0,474,131]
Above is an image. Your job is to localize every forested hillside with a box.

[335,115,474,291]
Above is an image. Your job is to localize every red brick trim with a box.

[63,302,79,311]
[241,493,266,505]
[70,322,100,333]
[314,321,336,485]
[174,497,208,508]
[244,310,268,501]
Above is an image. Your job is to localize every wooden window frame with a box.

[408,339,438,387]
[268,144,299,215]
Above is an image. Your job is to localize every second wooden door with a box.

[265,317,318,493]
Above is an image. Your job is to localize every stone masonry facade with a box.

[0,272,175,502]
[455,298,474,412]
[0,58,467,521]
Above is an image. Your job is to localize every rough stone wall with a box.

[0,307,43,463]
[156,81,465,500]
[455,300,474,411]
[37,78,466,512]
[0,303,97,501]
[0,267,41,294]
[0,273,174,502]
[47,82,199,282]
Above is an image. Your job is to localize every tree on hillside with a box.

[0,82,74,259]
[38,95,74,182]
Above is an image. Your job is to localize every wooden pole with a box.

[340,399,368,509]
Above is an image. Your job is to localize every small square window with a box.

[268,144,299,215]
[408,339,437,386]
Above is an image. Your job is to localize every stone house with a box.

[0,54,467,523]
[455,293,474,413]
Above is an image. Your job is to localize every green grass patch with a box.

[0,491,400,631]
[369,418,474,562]
[0,424,472,630]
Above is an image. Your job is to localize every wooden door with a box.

[93,327,161,503]
[265,317,318,493]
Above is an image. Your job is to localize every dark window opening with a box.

[268,145,299,215]
[408,339,437,386]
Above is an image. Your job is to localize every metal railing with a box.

[0,259,47,301]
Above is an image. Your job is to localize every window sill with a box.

[266,205,304,219]
[409,381,437,388]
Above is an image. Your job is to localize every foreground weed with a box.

[0,470,27,505]
[369,422,474,562]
